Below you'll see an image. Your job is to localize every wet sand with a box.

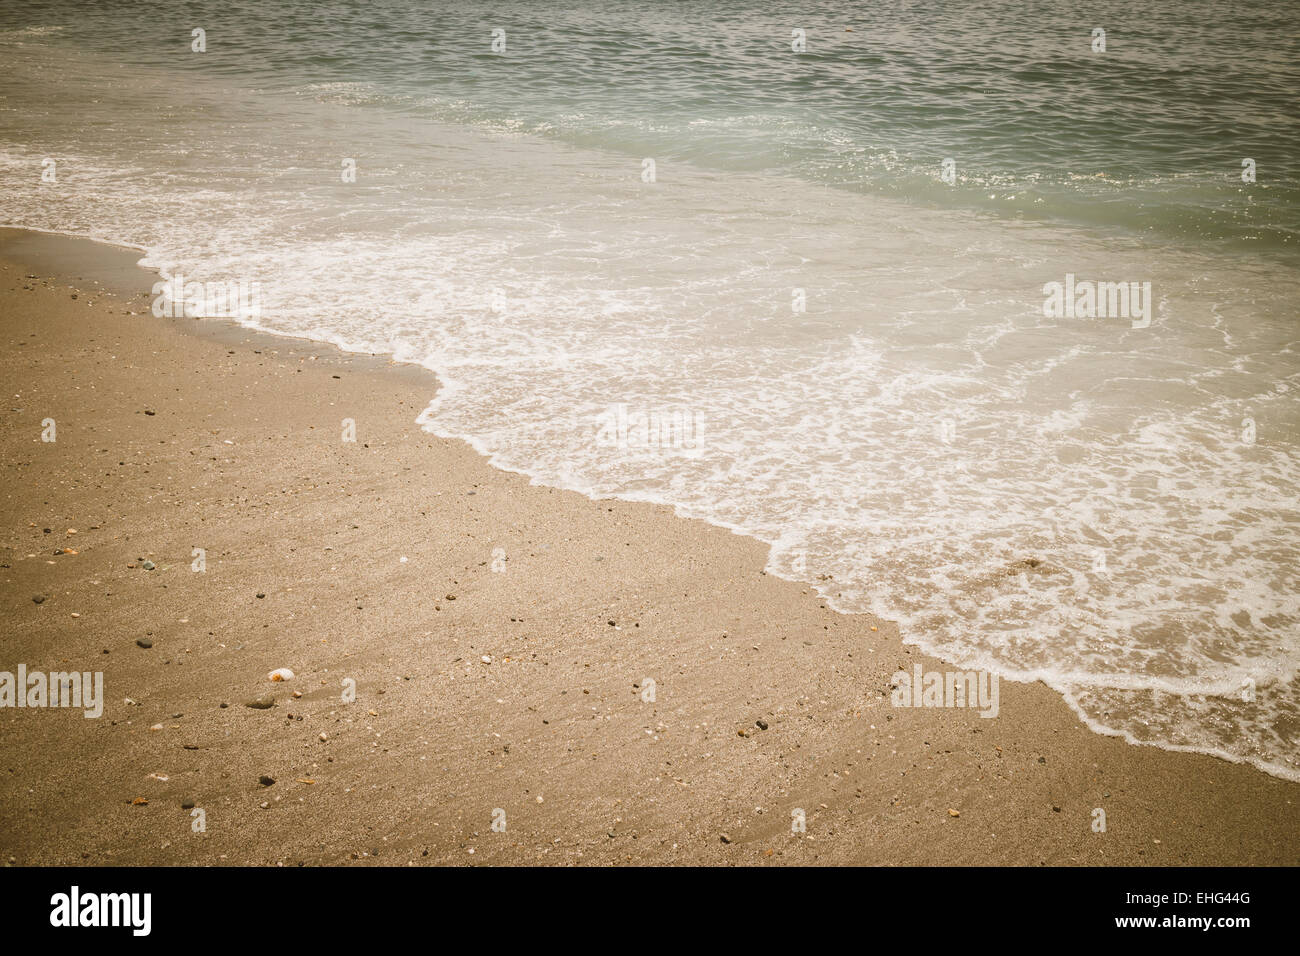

[0,227,1295,866]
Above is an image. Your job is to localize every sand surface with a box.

[0,228,1295,866]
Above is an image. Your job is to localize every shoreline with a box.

[0,225,1295,865]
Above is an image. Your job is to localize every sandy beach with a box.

[0,228,1295,867]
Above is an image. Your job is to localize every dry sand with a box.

[0,227,1295,866]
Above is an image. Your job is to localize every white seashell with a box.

[268,668,295,682]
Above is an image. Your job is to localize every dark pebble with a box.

[136,638,153,649]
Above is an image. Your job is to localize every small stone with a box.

[720,834,732,844]
[181,799,195,810]
[136,638,153,649]
[948,808,961,817]
[445,594,456,601]
[258,775,275,787]
[141,560,155,570]
[245,696,275,710]
[32,595,45,605]
[256,592,266,599]
[1038,756,1046,764]
[319,732,328,742]
[755,719,769,730]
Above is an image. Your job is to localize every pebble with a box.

[181,799,195,810]
[755,719,769,730]
[136,638,153,649]
[141,560,155,571]
[32,595,45,605]
[258,775,275,787]
[245,696,275,710]
[720,834,732,844]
